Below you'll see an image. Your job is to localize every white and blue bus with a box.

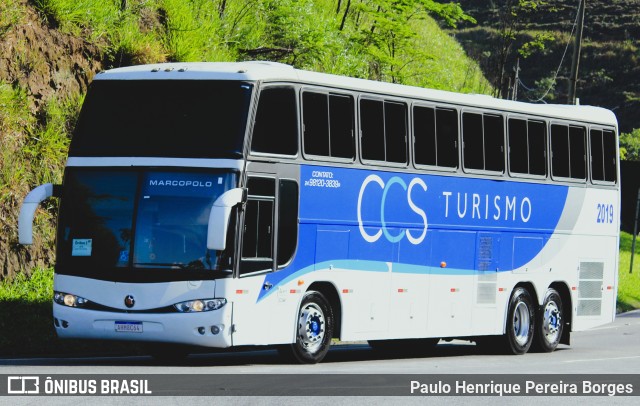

[19,62,620,363]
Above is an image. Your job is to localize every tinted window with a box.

[414,106,459,168]
[551,124,586,180]
[70,80,252,158]
[252,87,298,156]
[241,177,275,274]
[463,112,504,172]
[303,92,354,159]
[277,179,298,266]
[360,99,385,161]
[590,129,617,183]
[508,118,547,176]
[360,99,407,164]
[462,112,484,170]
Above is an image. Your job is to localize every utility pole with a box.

[631,188,640,274]
[513,58,520,101]
[568,0,586,105]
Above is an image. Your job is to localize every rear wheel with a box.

[281,291,334,364]
[532,288,563,352]
[505,287,535,354]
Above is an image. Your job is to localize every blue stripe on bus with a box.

[256,165,569,302]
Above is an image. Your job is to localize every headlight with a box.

[174,298,227,313]
[54,291,89,307]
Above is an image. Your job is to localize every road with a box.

[1,310,638,404]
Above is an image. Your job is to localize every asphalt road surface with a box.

[1,310,638,405]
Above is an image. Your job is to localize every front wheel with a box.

[532,288,563,352]
[281,291,334,364]
[505,287,535,354]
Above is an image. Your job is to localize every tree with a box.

[620,129,640,161]
[486,0,553,98]
[348,0,475,83]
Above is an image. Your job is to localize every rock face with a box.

[0,2,103,280]
[0,2,102,113]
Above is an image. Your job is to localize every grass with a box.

[617,231,640,312]
[1,235,638,357]
[0,268,146,357]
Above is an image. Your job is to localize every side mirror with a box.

[207,188,246,251]
[19,183,58,245]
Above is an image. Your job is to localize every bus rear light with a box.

[173,298,227,313]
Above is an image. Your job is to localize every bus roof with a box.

[95,61,618,128]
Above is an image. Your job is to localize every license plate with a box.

[115,321,143,333]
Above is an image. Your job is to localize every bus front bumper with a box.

[53,302,233,348]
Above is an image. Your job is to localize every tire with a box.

[282,291,334,364]
[505,287,535,355]
[532,288,563,352]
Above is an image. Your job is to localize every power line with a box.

[519,0,583,103]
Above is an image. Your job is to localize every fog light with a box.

[198,327,206,335]
[54,318,60,327]
[61,320,69,328]
[211,325,220,335]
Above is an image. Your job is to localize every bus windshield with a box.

[56,169,238,282]
[69,80,253,158]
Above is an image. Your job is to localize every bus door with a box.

[232,174,300,346]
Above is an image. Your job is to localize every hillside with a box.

[0,0,491,280]
[452,0,640,134]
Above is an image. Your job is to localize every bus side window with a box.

[590,128,617,183]
[551,124,570,178]
[508,118,529,174]
[569,125,586,180]
[590,129,605,181]
[277,179,298,267]
[436,108,459,168]
[462,112,484,170]
[484,114,504,172]
[360,98,407,164]
[329,94,355,159]
[508,118,546,176]
[528,120,547,176]
[413,105,437,166]
[252,87,298,156]
[302,92,355,159]
[602,129,617,182]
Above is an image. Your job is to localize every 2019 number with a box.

[596,203,614,224]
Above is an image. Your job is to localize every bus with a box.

[19,61,620,363]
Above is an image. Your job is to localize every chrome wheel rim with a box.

[512,301,531,346]
[542,300,561,344]
[297,302,325,353]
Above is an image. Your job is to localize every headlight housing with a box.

[54,291,89,307]
[174,298,227,313]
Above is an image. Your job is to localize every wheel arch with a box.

[307,281,342,340]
